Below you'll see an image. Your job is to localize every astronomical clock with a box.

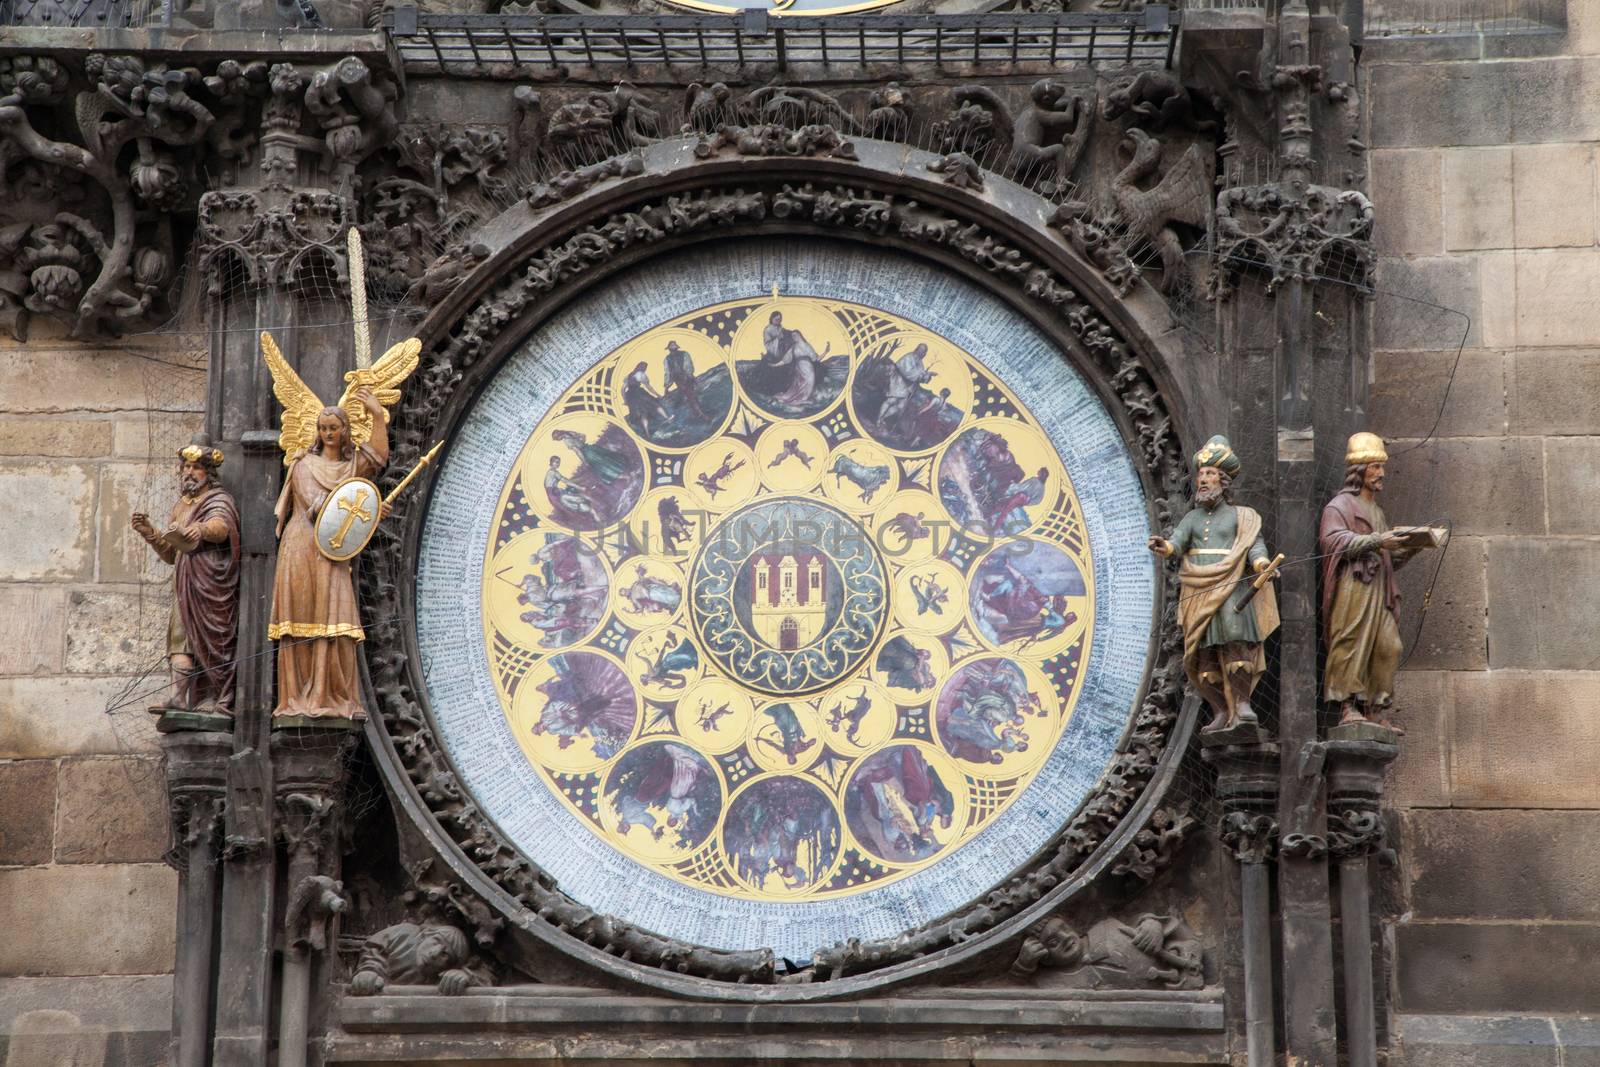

[415,239,1153,960]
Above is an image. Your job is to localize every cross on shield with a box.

[315,477,383,562]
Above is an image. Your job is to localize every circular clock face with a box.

[416,239,1153,961]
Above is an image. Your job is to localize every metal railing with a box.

[386,6,1177,74]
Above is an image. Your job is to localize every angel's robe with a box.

[268,441,386,719]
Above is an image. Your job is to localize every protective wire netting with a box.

[90,104,1473,911]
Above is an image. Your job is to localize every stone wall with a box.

[1366,7,1600,1060]
[0,328,200,1064]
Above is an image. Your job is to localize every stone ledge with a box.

[339,985,1225,1034]
[333,987,1228,1064]
[1397,1012,1600,1067]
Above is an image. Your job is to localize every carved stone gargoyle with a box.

[1009,913,1203,989]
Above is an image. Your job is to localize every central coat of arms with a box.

[692,498,887,696]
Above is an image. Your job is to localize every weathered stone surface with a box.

[1403,810,1600,920]
[55,758,168,865]
[1396,922,1600,1014]
[1372,149,1443,255]
[1450,670,1600,806]
[1373,257,1482,350]
[112,413,204,459]
[1442,147,1513,251]
[1511,350,1600,435]
[1369,62,1514,148]
[64,588,171,677]
[1545,438,1600,534]
[0,677,161,759]
[1396,1014,1560,1067]
[1514,250,1600,347]
[0,586,66,675]
[0,465,96,581]
[1486,541,1600,669]
[1513,144,1597,249]
[96,463,172,586]
[0,865,176,976]
[0,975,171,1040]
[3,1010,108,1067]
[1388,670,1448,808]
[1371,350,1507,441]
[1372,58,1600,149]
[0,345,203,416]
[1382,438,1545,537]
[1571,0,1600,55]
[0,761,55,865]
[0,418,115,459]
[1478,252,1517,349]
[1395,534,1487,670]
[1557,1018,1600,1067]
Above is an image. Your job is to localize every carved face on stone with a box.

[1362,462,1385,495]
[417,929,459,976]
[1029,915,1084,969]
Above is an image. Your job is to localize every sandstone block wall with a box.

[1366,6,1600,1054]
[0,330,199,1064]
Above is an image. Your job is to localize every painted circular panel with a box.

[417,239,1154,962]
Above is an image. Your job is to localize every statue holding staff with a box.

[130,434,240,715]
[1319,433,1446,733]
[1147,436,1279,734]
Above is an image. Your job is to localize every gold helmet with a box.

[1345,432,1388,466]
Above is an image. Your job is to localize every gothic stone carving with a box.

[360,159,1191,986]
[694,123,857,162]
[936,81,1096,194]
[1111,803,1197,883]
[0,53,215,338]
[1220,811,1278,865]
[348,922,479,996]
[286,874,347,954]
[1010,913,1203,990]
[1211,181,1375,299]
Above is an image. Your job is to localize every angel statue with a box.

[262,330,421,721]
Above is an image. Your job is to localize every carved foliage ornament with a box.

[0,52,399,334]
[360,164,1191,987]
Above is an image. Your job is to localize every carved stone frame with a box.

[358,136,1202,1000]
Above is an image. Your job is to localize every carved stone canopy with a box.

[356,133,1206,1000]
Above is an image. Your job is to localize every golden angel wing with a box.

[338,336,422,447]
[260,331,325,465]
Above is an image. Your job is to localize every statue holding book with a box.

[1318,433,1447,733]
